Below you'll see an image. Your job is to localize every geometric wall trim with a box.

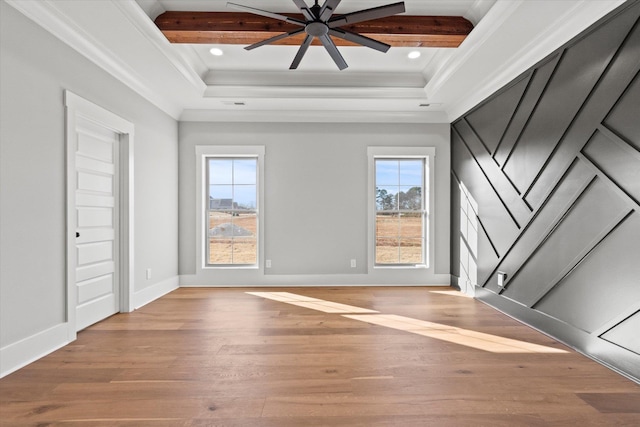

[602,310,640,356]
[451,0,640,382]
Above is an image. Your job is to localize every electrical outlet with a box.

[497,271,507,287]
[266,260,272,268]
[146,268,152,280]
[350,259,357,268]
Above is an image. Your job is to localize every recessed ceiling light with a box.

[209,47,224,56]
[408,51,421,59]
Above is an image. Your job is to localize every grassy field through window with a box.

[208,212,257,264]
[375,213,423,264]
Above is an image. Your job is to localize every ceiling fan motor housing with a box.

[306,22,329,37]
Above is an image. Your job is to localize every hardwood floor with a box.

[1,287,639,426]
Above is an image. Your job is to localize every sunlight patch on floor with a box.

[429,290,472,298]
[344,314,567,354]
[247,292,567,354]
[246,291,378,313]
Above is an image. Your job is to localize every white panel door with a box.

[74,116,119,331]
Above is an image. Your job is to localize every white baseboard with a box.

[133,275,179,309]
[179,273,452,287]
[0,323,69,378]
[0,276,179,378]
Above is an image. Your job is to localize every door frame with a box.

[64,90,134,341]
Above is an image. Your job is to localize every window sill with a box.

[203,265,260,270]
[373,264,429,269]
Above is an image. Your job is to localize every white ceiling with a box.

[6,0,627,122]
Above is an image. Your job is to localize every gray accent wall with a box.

[451,1,640,382]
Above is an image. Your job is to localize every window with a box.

[197,146,264,269]
[368,147,434,268]
[375,158,425,264]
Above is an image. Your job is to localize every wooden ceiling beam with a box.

[155,12,473,48]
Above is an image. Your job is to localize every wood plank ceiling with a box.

[154,12,474,47]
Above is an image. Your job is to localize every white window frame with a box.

[367,146,435,271]
[196,145,265,269]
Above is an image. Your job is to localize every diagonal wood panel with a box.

[454,119,532,228]
[502,8,637,197]
[492,54,562,169]
[534,210,640,334]
[524,16,640,208]
[466,75,531,157]
[501,177,631,307]
[602,310,640,355]
[482,159,595,295]
[154,12,473,47]
[603,71,640,151]
[582,125,640,206]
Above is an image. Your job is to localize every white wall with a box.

[179,121,450,286]
[0,1,179,371]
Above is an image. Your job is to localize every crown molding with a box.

[463,0,497,26]
[180,109,448,124]
[204,85,428,99]
[112,1,206,94]
[424,0,523,103]
[134,0,166,21]
[5,0,182,119]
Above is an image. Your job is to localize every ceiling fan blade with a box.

[319,34,348,70]
[227,2,305,26]
[319,0,342,21]
[245,28,306,50]
[328,28,390,53]
[290,34,314,69]
[292,0,315,21]
[328,2,405,27]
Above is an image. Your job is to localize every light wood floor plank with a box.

[1,286,638,425]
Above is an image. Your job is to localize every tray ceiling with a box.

[5,0,627,122]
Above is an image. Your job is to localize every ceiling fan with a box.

[227,0,406,70]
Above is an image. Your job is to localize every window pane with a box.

[376,185,399,211]
[209,212,255,238]
[208,212,257,265]
[398,186,422,210]
[209,237,232,264]
[399,213,422,239]
[210,185,233,209]
[376,212,399,237]
[233,159,257,184]
[209,212,234,237]
[399,160,423,186]
[375,160,398,185]
[399,238,423,264]
[376,237,399,264]
[234,185,257,210]
[232,238,257,264]
[209,159,233,184]
[234,213,257,238]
